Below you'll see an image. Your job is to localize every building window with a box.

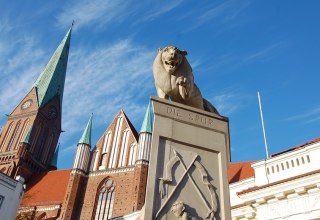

[42,133,54,164]
[118,129,130,167]
[0,122,14,152]
[35,128,48,160]
[103,131,112,154]
[108,117,123,168]
[306,155,311,163]
[128,143,137,166]
[7,120,21,151]
[94,179,115,220]
[31,123,42,153]
[16,118,30,149]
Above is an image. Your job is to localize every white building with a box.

[0,173,25,220]
[114,137,320,220]
[230,138,320,220]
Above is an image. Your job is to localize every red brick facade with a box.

[0,87,62,181]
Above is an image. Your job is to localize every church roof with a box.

[21,169,71,206]
[78,114,93,146]
[140,102,153,133]
[33,26,72,108]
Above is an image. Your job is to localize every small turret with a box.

[137,102,153,163]
[73,114,93,172]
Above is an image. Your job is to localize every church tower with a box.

[0,26,72,181]
[132,102,153,210]
[60,115,93,220]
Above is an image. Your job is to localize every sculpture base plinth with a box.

[143,97,231,220]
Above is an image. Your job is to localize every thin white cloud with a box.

[306,116,320,124]
[199,41,284,77]
[284,106,320,123]
[57,0,184,31]
[56,0,131,30]
[245,42,283,62]
[0,19,12,33]
[187,0,251,31]
[207,88,248,115]
[0,24,45,116]
[139,0,183,22]
[60,144,76,154]
[59,39,155,145]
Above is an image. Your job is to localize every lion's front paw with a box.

[176,76,188,86]
[176,77,190,100]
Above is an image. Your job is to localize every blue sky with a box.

[1,1,319,169]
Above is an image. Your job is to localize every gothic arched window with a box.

[15,118,30,149]
[94,179,115,220]
[7,120,21,151]
[0,121,14,152]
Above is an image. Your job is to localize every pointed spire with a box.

[78,114,93,147]
[20,125,33,145]
[33,25,73,107]
[140,102,153,133]
[49,144,59,169]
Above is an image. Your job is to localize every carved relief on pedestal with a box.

[170,201,190,220]
[157,148,218,219]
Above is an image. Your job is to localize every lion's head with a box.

[160,46,187,74]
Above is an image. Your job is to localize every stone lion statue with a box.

[153,46,219,114]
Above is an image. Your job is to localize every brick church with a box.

[0,26,152,219]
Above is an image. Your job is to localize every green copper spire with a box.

[20,125,33,145]
[78,114,93,147]
[140,102,153,133]
[33,25,72,107]
[49,144,59,169]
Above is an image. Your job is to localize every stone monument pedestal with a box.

[143,96,231,220]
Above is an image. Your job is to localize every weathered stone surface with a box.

[143,97,231,220]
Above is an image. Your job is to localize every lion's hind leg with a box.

[156,87,169,99]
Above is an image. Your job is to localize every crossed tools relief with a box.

[157,148,218,220]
